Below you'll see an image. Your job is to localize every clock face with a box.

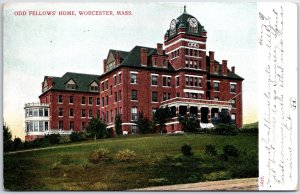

[170,19,176,30]
[189,18,198,28]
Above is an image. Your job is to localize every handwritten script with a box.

[258,5,296,190]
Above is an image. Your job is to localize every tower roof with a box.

[165,6,206,41]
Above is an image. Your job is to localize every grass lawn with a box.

[4,133,258,191]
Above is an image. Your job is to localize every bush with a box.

[88,148,111,163]
[214,124,238,136]
[205,144,217,156]
[115,149,136,162]
[44,134,61,145]
[60,155,73,165]
[59,135,71,144]
[223,145,239,157]
[181,144,193,157]
[70,132,87,142]
[106,128,114,138]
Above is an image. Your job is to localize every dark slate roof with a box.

[42,72,100,94]
[205,56,244,80]
[119,46,174,70]
[109,49,129,60]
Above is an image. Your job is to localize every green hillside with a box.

[4,133,258,191]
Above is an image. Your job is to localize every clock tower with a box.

[164,6,207,71]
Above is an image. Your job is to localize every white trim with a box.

[166,46,205,55]
[170,56,180,61]
[165,38,206,49]
[183,89,204,94]
[151,73,159,76]
[106,124,115,129]
[185,55,203,59]
[213,80,220,83]
[130,71,138,74]
[162,75,172,78]
[121,123,137,126]
[185,74,203,78]
[175,75,180,78]
[230,82,237,85]
[165,121,180,126]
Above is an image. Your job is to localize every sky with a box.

[3,2,257,140]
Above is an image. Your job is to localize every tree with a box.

[86,116,107,139]
[153,107,172,134]
[179,115,198,132]
[114,114,122,136]
[12,137,23,150]
[136,112,152,134]
[3,122,12,152]
[218,110,232,124]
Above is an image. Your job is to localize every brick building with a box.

[24,7,243,140]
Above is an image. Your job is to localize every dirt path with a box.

[134,178,258,191]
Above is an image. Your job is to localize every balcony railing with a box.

[161,97,231,107]
[24,102,49,108]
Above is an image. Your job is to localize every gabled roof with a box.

[109,49,129,60]
[41,72,100,95]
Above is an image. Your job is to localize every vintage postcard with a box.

[2,2,298,191]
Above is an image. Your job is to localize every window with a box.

[44,108,49,116]
[177,93,180,97]
[81,97,86,104]
[131,126,138,134]
[59,108,63,117]
[34,121,38,131]
[230,83,236,93]
[185,60,189,67]
[198,78,202,87]
[153,58,157,66]
[214,82,220,91]
[119,107,122,114]
[90,85,99,92]
[131,90,138,100]
[82,122,86,130]
[106,96,108,105]
[59,121,63,130]
[89,109,93,118]
[39,108,43,116]
[163,59,167,67]
[105,80,108,90]
[231,99,236,108]
[231,114,236,124]
[152,108,158,115]
[168,93,171,100]
[97,97,100,106]
[214,97,219,101]
[114,92,118,102]
[45,121,48,131]
[66,80,76,90]
[69,96,74,104]
[101,82,104,91]
[194,77,198,87]
[82,109,86,117]
[102,97,105,106]
[114,75,117,85]
[131,107,138,121]
[163,92,167,101]
[69,108,74,117]
[176,77,180,87]
[151,75,158,86]
[39,121,44,132]
[185,77,189,86]
[163,76,171,87]
[70,121,74,130]
[131,73,137,84]
[89,97,92,105]
[111,110,113,122]
[119,90,122,101]
[110,85,112,95]
[152,92,158,102]
[118,73,122,83]
[185,49,189,55]
[96,110,100,117]
[58,95,63,103]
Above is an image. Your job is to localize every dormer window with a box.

[66,79,76,90]
[42,81,48,93]
[89,81,99,92]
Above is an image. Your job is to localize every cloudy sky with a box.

[3,2,257,139]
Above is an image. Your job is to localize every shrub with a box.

[70,132,87,142]
[214,124,238,136]
[115,149,136,162]
[223,145,239,157]
[60,155,73,165]
[44,134,61,145]
[106,128,114,138]
[205,144,217,156]
[59,135,71,144]
[181,144,193,157]
[88,148,111,163]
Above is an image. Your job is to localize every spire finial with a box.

[184,5,186,13]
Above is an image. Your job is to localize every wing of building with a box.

[24,6,243,140]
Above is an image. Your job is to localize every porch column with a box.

[197,106,201,120]
[208,107,211,123]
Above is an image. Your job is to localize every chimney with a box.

[103,59,107,72]
[141,48,147,66]
[222,60,228,76]
[47,77,53,87]
[231,66,235,74]
[115,51,120,66]
[209,51,215,74]
[157,43,163,55]
[201,31,207,37]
